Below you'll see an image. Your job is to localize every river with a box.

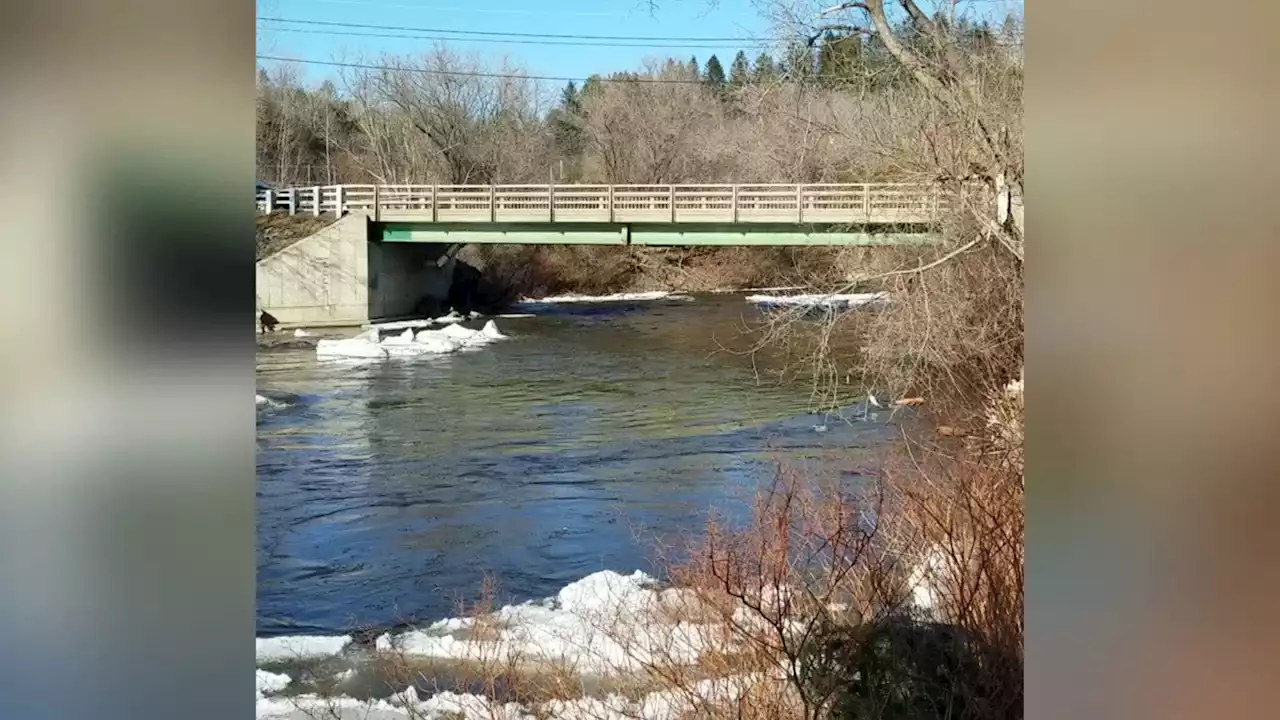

[256,293,887,640]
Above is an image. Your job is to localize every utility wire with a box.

[274,0,635,18]
[258,16,1022,50]
[255,55,711,84]
[258,25,775,50]
[255,54,1019,86]
[258,16,776,43]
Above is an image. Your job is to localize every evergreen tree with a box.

[581,74,606,100]
[752,52,778,85]
[688,55,700,79]
[703,54,726,90]
[728,50,751,88]
[550,81,586,162]
[817,32,862,85]
[560,81,581,113]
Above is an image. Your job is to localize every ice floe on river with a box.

[368,310,478,332]
[746,292,890,308]
[518,291,691,305]
[315,321,508,359]
[257,634,352,663]
[256,394,287,411]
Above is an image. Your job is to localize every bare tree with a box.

[579,61,721,183]
[811,0,1024,256]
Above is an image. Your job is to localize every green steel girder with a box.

[376,222,939,247]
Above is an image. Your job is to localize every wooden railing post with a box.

[312,186,321,216]
[431,185,438,223]
[608,185,615,223]
[862,184,870,222]
[372,185,380,222]
[490,185,497,222]
[548,183,555,223]
[287,189,296,216]
[797,185,804,224]
[263,189,273,214]
[731,185,739,223]
[669,185,676,222]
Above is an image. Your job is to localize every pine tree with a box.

[688,55,700,79]
[703,55,726,90]
[817,32,862,85]
[581,74,605,100]
[752,52,778,85]
[728,50,751,88]
[560,81,581,113]
[550,81,586,165]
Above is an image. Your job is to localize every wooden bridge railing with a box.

[256,183,957,224]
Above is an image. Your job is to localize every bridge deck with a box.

[257,183,954,226]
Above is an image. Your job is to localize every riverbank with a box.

[462,244,877,299]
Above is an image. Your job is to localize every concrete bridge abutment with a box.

[255,214,459,328]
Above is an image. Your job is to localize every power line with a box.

[258,26,772,50]
[258,16,1022,51]
[256,54,1020,87]
[255,55,709,84]
[274,0,636,18]
[257,16,778,44]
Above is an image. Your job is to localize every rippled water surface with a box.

[257,296,885,636]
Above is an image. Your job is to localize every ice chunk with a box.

[518,291,691,305]
[746,292,889,308]
[256,634,351,663]
[316,338,389,359]
[256,669,291,696]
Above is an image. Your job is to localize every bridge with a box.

[257,183,949,246]
[256,183,953,328]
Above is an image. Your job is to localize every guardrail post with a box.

[312,186,321,216]
[669,185,676,222]
[372,185,380,222]
[731,185,739,223]
[334,185,344,216]
[431,185,438,223]
[490,185,497,222]
[263,189,272,214]
[797,185,804,224]
[287,189,296,216]
[862,184,870,221]
[548,183,555,223]
[608,185,614,223]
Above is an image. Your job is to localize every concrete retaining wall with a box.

[256,214,371,327]
[256,214,457,328]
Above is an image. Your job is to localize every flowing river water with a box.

[256,294,889,641]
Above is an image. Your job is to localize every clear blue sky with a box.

[256,0,778,85]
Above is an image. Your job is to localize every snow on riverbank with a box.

[518,291,692,305]
[374,569,734,675]
[257,675,764,720]
[253,564,948,718]
[316,321,508,360]
[256,669,292,696]
[746,292,889,308]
